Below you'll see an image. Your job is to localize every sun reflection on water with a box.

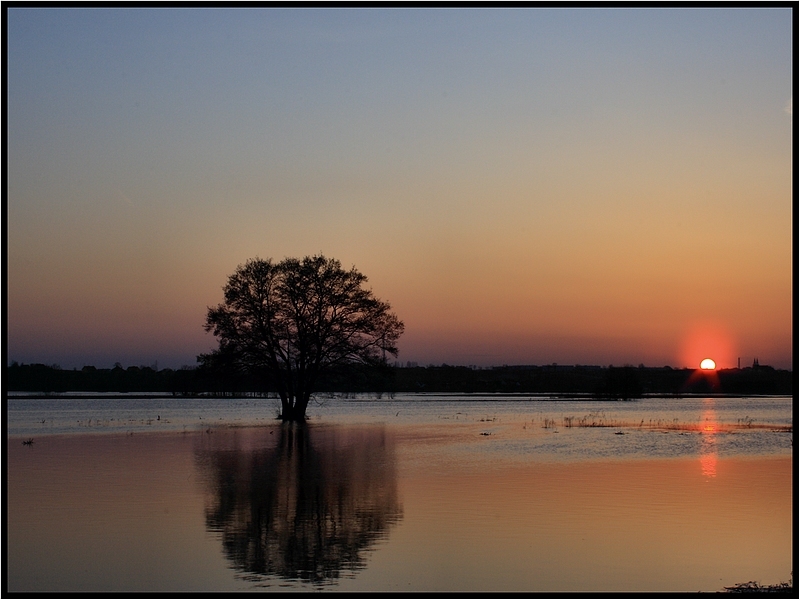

[699,400,718,478]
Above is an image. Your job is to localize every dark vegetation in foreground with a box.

[721,579,794,594]
[7,361,793,397]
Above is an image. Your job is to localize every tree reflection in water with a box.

[195,424,402,585]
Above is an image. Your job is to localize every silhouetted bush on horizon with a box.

[6,361,794,396]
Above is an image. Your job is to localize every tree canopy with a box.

[201,255,404,420]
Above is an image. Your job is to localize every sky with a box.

[6,7,795,370]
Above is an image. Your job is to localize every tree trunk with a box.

[294,391,311,421]
[280,396,307,422]
[278,392,291,419]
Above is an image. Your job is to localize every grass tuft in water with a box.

[721,578,793,594]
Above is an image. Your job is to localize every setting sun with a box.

[679,322,735,370]
[700,358,716,370]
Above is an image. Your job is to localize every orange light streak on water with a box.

[700,400,718,478]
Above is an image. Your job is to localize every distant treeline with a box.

[6,362,794,397]
[393,363,794,396]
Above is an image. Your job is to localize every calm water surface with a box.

[6,395,793,592]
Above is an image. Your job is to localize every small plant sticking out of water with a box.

[721,578,793,593]
[22,438,33,446]
[737,416,755,428]
[576,411,608,427]
[542,418,556,429]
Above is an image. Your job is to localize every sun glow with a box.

[679,322,735,369]
[700,358,716,370]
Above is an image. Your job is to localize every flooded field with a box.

[6,395,793,592]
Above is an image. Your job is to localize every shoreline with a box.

[7,391,793,400]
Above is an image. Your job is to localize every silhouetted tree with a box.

[201,255,404,421]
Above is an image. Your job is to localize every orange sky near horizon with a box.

[6,8,794,370]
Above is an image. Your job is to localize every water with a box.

[8,394,792,459]
[6,395,793,592]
